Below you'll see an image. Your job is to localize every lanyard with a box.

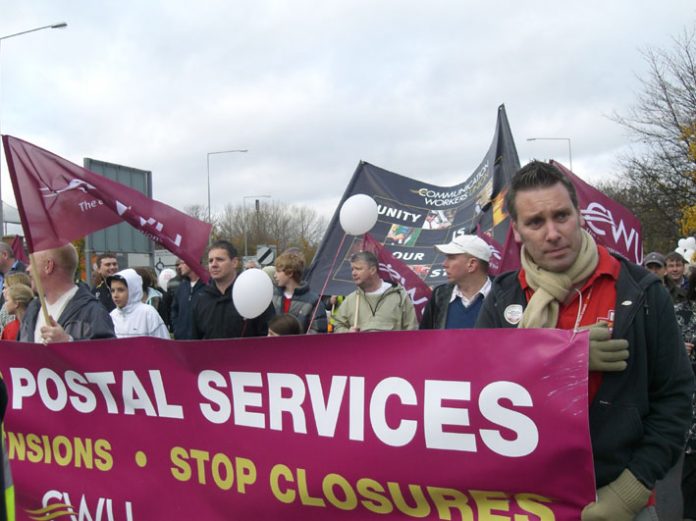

[572,286,594,332]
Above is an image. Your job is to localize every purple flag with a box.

[10,235,28,264]
[552,161,643,264]
[475,224,507,275]
[2,135,211,281]
[362,233,432,321]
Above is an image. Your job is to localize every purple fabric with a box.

[0,328,595,520]
[553,161,643,264]
[2,135,211,281]
[10,235,28,264]
[362,233,432,321]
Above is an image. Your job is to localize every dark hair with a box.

[665,251,686,265]
[96,252,118,268]
[134,266,158,291]
[505,161,579,222]
[349,251,378,269]
[208,240,238,260]
[268,314,302,335]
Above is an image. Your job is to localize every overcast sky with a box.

[1,1,694,227]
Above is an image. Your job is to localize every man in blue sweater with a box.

[420,234,491,329]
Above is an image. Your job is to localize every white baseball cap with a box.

[435,235,492,262]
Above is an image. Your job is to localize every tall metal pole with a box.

[206,149,247,224]
[242,194,271,258]
[0,22,68,234]
[526,137,573,172]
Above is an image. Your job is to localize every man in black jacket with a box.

[191,240,274,339]
[476,161,693,521]
[171,259,205,339]
[91,252,119,312]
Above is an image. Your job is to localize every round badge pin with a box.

[504,304,523,325]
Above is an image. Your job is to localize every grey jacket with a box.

[271,282,327,333]
[20,285,115,342]
[333,283,418,333]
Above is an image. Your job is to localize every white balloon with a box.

[684,237,696,250]
[684,248,696,263]
[339,194,379,235]
[675,247,690,261]
[233,268,274,319]
[678,238,688,249]
[157,268,177,291]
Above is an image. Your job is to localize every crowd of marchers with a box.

[0,161,694,520]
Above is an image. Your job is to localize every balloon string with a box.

[308,233,347,333]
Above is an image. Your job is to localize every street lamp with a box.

[206,149,248,223]
[243,194,271,259]
[526,137,573,172]
[0,22,68,231]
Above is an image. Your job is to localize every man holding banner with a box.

[476,161,694,520]
[333,251,418,332]
[19,244,115,343]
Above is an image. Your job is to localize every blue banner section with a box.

[306,105,520,296]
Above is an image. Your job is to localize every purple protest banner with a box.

[551,161,643,264]
[0,329,594,520]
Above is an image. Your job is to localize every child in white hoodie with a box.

[107,268,170,339]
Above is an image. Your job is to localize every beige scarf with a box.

[519,228,598,328]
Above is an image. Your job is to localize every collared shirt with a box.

[449,277,492,308]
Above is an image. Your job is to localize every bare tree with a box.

[213,200,327,261]
[184,204,210,222]
[595,177,678,253]
[611,27,696,242]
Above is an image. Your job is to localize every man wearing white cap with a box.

[420,234,492,329]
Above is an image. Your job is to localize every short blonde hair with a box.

[5,272,31,288]
[8,284,33,308]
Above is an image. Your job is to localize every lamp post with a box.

[526,137,573,172]
[243,194,271,259]
[206,149,248,223]
[0,22,68,232]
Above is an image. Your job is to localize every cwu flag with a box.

[2,135,211,281]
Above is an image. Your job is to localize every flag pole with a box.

[306,233,346,333]
[28,253,52,326]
